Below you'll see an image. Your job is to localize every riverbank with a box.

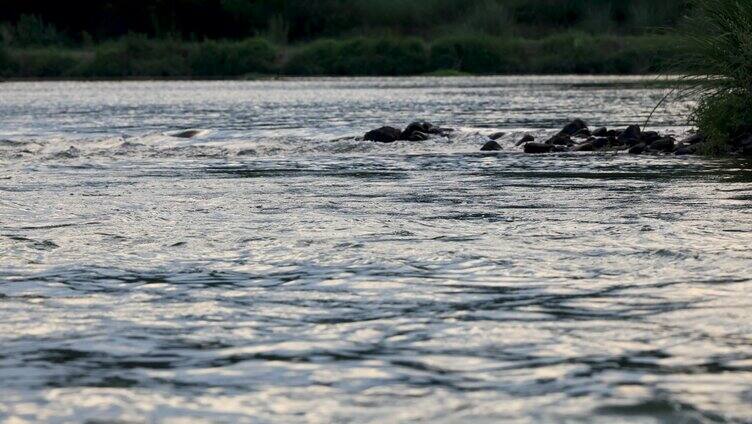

[0,33,682,79]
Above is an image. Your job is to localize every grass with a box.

[674,0,752,153]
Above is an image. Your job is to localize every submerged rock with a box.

[488,132,506,140]
[640,131,662,143]
[481,140,503,151]
[515,134,535,146]
[409,131,431,141]
[628,143,647,155]
[649,137,675,153]
[364,126,402,143]
[574,142,595,151]
[681,133,705,145]
[524,142,554,154]
[559,119,588,136]
[173,130,201,138]
[546,133,573,146]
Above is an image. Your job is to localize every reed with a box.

[675,0,752,152]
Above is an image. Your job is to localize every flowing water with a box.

[1,77,751,423]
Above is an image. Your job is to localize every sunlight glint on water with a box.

[0,77,751,423]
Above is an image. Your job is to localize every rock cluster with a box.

[364,121,454,143]
[508,119,709,155]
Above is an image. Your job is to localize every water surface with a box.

[1,77,751,423]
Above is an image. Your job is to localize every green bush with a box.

[692,93,752,155]
[6,49,79,77]
[675,0,752,151]
[0,46,10,76]
[189,39,277,76]
[79,34,190,77]
[429,36,522,74]
[285,37,429,76]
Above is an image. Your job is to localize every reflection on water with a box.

[1,77,751,423]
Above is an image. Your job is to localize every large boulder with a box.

[559,119,589,136]
[524,142,555,154]
[400,121,449,141]
[546,133,573,146]
[618,125,642,145]
[481,140,503,151]
[649,137,675,153]
[364,126,402,143]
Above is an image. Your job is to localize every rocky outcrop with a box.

[363,121,454,143]
[481,140,503,151]
[364,126,402,143]
[512,121,705,156]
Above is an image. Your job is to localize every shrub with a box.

[6,49,79,78]
[11,15,66,47]
[285,37,429,76]
[429,35,522,74]
[80,34,190,77]
[675,0,752,150]
[189,38,277,76]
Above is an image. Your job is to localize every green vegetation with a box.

[0,33,683,78]
[0,0,692,78]
[675,0,752,153]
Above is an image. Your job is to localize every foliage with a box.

[692,93,752,154]
[676,0,752,149]
[285,37,429,75]
[0,1,690,43]
[189,39,277,76]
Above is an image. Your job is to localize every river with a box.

[1,77,751,423]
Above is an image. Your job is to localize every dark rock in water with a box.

[573,128,592,138]
[592,137,609,149]
[546,134,573,146]
[593,127,608,137]
[676,141,707,155]
[618,125,641,145]
[606,129,622,137]
[628,143,647,155]
[640,131,661,143]
[681,133,705,145]
[400,121,448,140]
[574,142,594,152]
[489,132,506,140]
[173,130,201,138]
[364,126,402,143]
[408,131,431,141]
[649,137,675,153]
[524,142,555,154]
[559,119,588,136]
[515,134,535,146]
[481,140,503,151]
